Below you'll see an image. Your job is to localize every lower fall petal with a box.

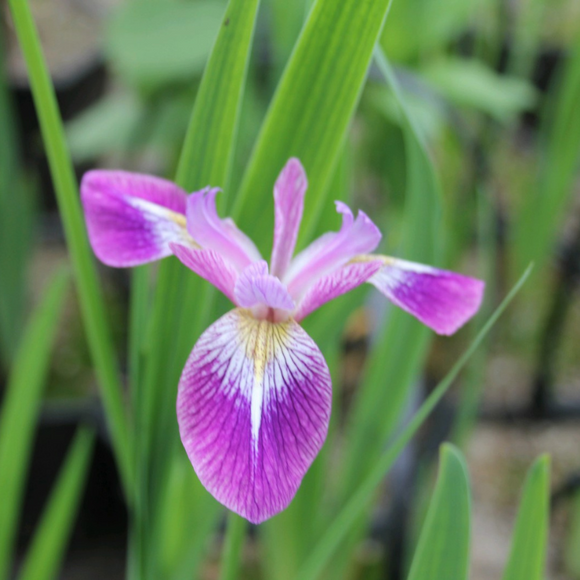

[369,258,485,335]
[177,309,331,524]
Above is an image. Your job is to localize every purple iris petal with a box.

[170,243,239,304]
[81,170,189,267]
[186,188,261,272]
[369,258,485,335]
[294,259,383,321]
[270,158,307,278]
[177,309,331,524]
[234,261,295,312]
[284,202,382,300]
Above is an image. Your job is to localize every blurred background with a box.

[1,0,579,578]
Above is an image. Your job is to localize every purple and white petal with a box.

[369,258,485,335]
[81,170,190,267]
[294,259,383,321]
[284,202,382,300]
[177,309,332,524]
[234,261,295,313]
[270,159,307,278]
[170,243,239,304]
[186,188,261,272]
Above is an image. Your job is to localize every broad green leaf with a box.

[17,427,95,580]
[7,0,132,494]
[0,269,69,580]
[106,0,225,90]
[233,0,395,251]
[132,0,261,577]
[297,265,532,580]
[422,58,538,122]
[407,444,471,580]
[502,455,550,580]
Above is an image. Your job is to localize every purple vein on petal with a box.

[368,257,485,335]
[177,309,331,524]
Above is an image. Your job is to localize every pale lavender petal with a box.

[170,243,238,304]
[186,189,261,272]
[81,170,190,267]
[369,258,485,335]
[270,159,307,278]
[294,259,383,321]
[234,261,295,312]
[284,202,382,300]
[177,309,332,524]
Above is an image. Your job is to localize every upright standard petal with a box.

[81,170,189,267]
[270,158,307,278]
[177,309,332,524]
[368,257,485,335]
[294,259,383,321]
[170,243,239,304]
[284,202,382,299]
[186,189,261,272]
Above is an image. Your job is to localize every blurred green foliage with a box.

[2,0,579,577]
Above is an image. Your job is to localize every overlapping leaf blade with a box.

[502,455,550,580]
[407,444,471,580]
[233,0,395,250]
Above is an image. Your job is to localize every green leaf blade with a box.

[407,444,471,580]
[234,0,394,250]
[7,0,132,494]
[502,455,550,580]
[17,428,95,580]
[0,269,69,580]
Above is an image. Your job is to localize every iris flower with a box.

[81,158,484,523]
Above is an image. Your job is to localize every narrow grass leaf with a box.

[502,455,550,580]
[325,47,443,579]
[407,444,471,580]
[18,427,95,580]
[233,0,395,251]
[297,265,532,580]
[7,0,132,493]
[0,269,69,580]
[339,46,441,503]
